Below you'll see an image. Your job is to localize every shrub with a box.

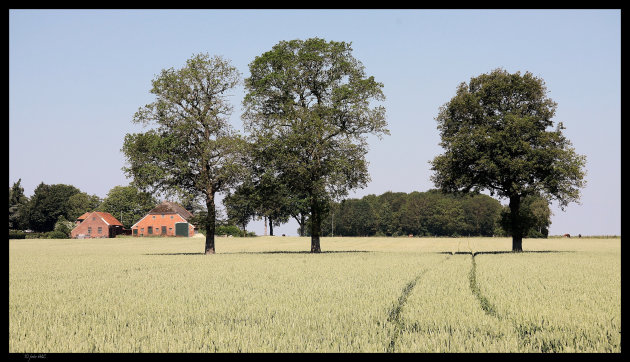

[54,216,73,238]
[9,230,26,239]
[216,224,242,237]
[26,232,50,239]
[47,230,68,239]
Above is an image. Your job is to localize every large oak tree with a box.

[122,53,246,254]
[242,38,388,252]
[430,69,586,251]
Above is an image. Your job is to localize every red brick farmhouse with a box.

[131,201,197,237]
[71,211,124,239]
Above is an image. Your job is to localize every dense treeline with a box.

[10,179,551,239]
[317,190,550,238]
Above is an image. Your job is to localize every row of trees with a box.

[316,190,551,238]
[117,37,585,253]
[122,38,388,254]
[11,40,586,253]
[8,177,550,240]
[120,38,586,253]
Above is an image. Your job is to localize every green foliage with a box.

[9,179,29,230]
[243,38,388,252]
[46,230,68,239]
[215,224,243,237]
[22,183,82,232]
[24,232,50,239]
[9,230,26,239]
[187,210,209,234]
[122,53,246,254]
[53,215,73,238]
[499,194,551,238]
[67,192,102,221]
[235,142,294,236]
[321,190,504,237]
[223,183,257,236]
[99,185,157,229]
[430,69,586,250]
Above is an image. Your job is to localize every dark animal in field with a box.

[563,233,571,238]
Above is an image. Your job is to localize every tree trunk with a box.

[205,191,216,255]
[509,195,523,252]
[269,217,274,236]
[310,200,322,253]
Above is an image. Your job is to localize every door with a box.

[175,222,189,237]
[161,226,167,235]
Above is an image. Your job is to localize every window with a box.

[171,216,174,219]
[97,227,102,234]
[161,214,165,218]
[152,215,156,219]
[133,229,138,236]
[87,227,92,235]
[148,226,153,234]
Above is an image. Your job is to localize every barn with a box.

[131,201,196,237]
[71,211,124,239]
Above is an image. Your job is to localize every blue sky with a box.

[9,9,620,236]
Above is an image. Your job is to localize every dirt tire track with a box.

[468,252,502,320]
[386,255,450,352]
[468,252,561,352]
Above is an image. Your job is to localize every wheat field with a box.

[8,236,620,353]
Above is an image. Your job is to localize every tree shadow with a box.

[145,250,575,256]
[227,250,373,255]
[145,250,373,256]
[144,252,206,256]
[437,250,576,255]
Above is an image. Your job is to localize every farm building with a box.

[75,212,91,225]
[131,201,197,237]
[71,211,125,239]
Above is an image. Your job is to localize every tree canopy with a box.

[21,183,81,232]
[98,185,157,229]
[320,190,503,237]
[242,38,388,252]
[9,179,29,230]
[122,53,247,254]
[430,68,586,251]
[67,192,102,221]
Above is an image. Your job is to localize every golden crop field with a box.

[8,236,620,353]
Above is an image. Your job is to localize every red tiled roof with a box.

[79,211,123,226]
[96,212,123,226]
[77,212,91,220]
